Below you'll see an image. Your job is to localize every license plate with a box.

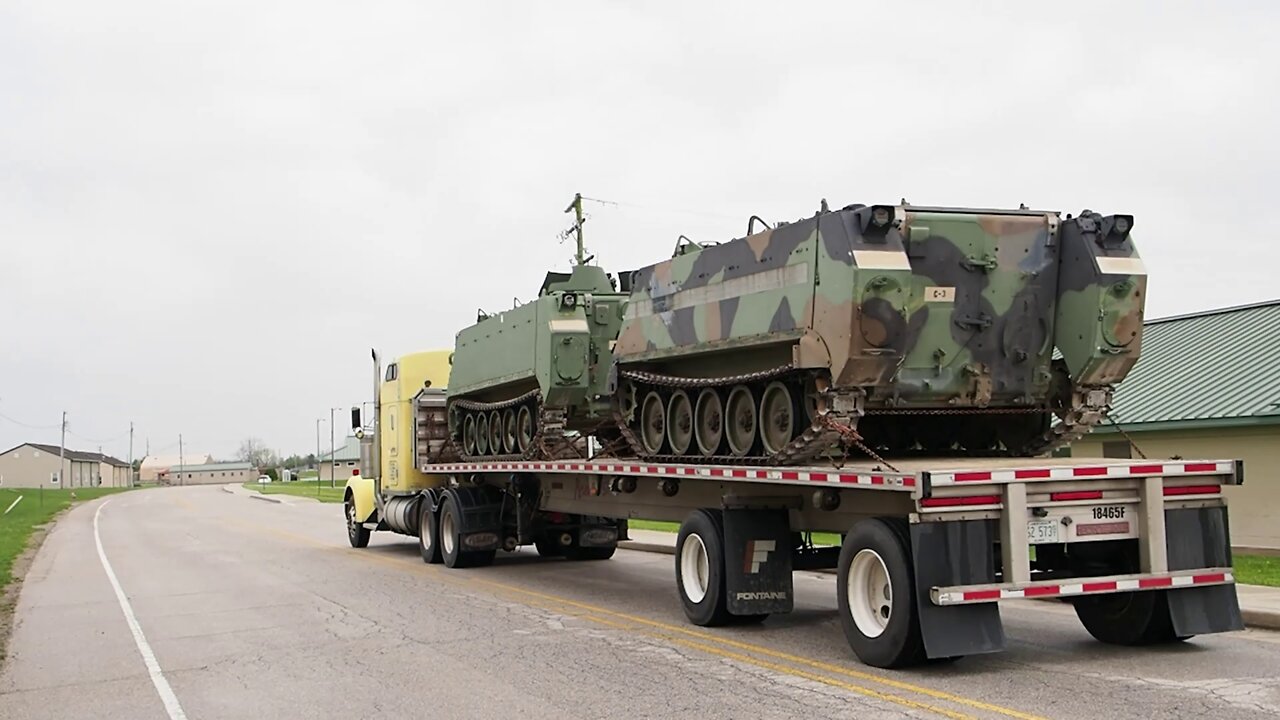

[1027,519,1061,544]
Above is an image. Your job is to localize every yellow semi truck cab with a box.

[344,349,453,539]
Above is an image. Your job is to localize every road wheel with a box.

[676,509,732,626]
[564,544,617,561]
[462,414,478,456]
[666,390,694,456]
[837,518,926,668]
[345,493,370,549]
[758,381,795,455]
[476,414,491,456]
[417,496,441,564]
[694,389,724,456]
[488,411,504,456]
[725,385,758,457]
[502,409,518,454]
[639,391,667,454]
[516,405,535,453]
[1074,590,1189,645]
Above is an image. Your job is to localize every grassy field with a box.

[0,487,135,596]
[244,479,345,503]
[1234,554,1280,587]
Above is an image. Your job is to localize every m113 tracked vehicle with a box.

[448,196,1147,464]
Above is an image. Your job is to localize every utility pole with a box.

[315,418,323,497]
[128,422,134,488]
[178,434,184,487]
[58,411,66,490]
[330,407,343,490]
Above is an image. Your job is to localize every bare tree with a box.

[236,437,279,469]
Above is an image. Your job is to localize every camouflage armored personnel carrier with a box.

[447,197,1145,464]
[611,203,1145,462]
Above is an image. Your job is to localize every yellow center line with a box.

[233,521,1043,720]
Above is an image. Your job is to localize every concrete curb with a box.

[219,486,234,495]
[617,538,1280,631]
[248,494,284,504]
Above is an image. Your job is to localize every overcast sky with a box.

[2,1,1276,462]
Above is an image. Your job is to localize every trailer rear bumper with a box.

[932,568,1235,605]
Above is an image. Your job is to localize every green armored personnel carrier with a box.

[612,203,1145,461]
[446,195,630,460]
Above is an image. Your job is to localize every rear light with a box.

[352,469,360,476]
[1164,484,1220,497]
[920,495,1001,508]
[1050,490,1104,502]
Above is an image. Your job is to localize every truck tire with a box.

[676,509,733,627]
[439,496,496,569]
[344,493,370,549]
[1073,590,1189,645]
[417,497,442,564]
[837,518,926,668]
[564,544,616,561]
[534,537,562,557]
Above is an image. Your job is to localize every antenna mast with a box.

[563,192,587,266]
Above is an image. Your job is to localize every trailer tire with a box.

[837,518,926,668]
[417,496,442,564]
[438,497,494,569]
[1074,590,1189,645]
[564,544,616,561]
[676,509,733,627]
[344,492,370,549]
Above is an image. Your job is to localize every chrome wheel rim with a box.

[442,508,456,556]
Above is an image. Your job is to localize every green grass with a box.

[244,479,345,503]
[627,518,843,547]
[1234,554,1280,587]
[0,487,135,594]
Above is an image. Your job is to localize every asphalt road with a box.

[3,486,1280,720]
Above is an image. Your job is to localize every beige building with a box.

[139,453,212,482]
[1069,300,1280,551]
[0,443,132,488]
[319,436,362,483]
[163,461,256,486]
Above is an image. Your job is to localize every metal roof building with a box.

[1074,299,1280,551]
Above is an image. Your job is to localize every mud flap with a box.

[911,520,1006,659]
[1165,507,1244,635]
[722,509,794,616]
[446,485,504,552]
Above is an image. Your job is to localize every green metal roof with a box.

[1100,300,1280,430]
[167,462,254,473]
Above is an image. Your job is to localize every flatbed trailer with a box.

[348,448,1244,669]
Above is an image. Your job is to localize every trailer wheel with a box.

[837,518,926,668]
[564,544,616,561]
[676,510,733,626]
[1073,590,1189,645]
[438,497,495,569]
[534,537,562,557]
[344,493,370,549]
[417,496,441,564]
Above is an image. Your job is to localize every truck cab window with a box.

[385,363,398,382]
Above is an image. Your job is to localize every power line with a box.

[66,427,131,444]
[0,411,62,430]
[579,195,744,222]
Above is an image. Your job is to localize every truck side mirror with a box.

[350,406,361,431]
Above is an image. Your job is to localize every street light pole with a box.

[329,406,343,490]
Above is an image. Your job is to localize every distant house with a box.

[319,436,362,483]
[0,443,131,488]
[162,461,256,486]
[139,453,212,482]
[1073,300,1280,551]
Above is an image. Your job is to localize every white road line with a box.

[4,495,22,514]
[94,500,188,720]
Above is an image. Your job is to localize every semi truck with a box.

[343,347,1243,669]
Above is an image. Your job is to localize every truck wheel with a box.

[564,544,616,561]
[837,518,926,668]
[676,509,732,626]
[345,493,370,549]
[1074,590,1189,645]
[417,497,441,564]
[439,497,496,569]
[534,537,562,557]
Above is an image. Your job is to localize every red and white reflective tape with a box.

[932,569,1234,606]
[929,460,1235,486]
[421,460,915,489]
